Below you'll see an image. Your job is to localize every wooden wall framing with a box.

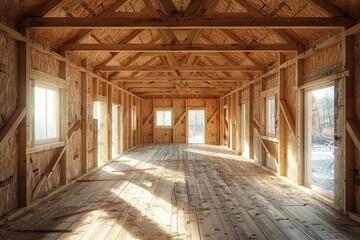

[141,99,219,144]
[0,24,142,219]
[220,26,360,216]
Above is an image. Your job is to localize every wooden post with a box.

[278,53,286,176]
[18,28,30,206]
[259,79,266,166]
[138,98,142,145]
[59,56,68,185]
[81,59,88,173]
[343,35,354,212]
[249,84,254,160]
[228,94,232,149]
[236,90,241,154]
[120,90,124,153]
[219,98,224,146]
[296,52,305,185]
[108,84,113,160]
[93,119,98,167]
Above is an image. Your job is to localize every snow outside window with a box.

[156,110,172,127]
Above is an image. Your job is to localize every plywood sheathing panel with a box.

[173,100,186,143]
[303,42,342,84]
[142,100,153,143]
[286,29,333,48]
[264,74,278,90]
[187,99,206,108]
[206,100,220,145]
[28,29,80,49]
[29,48,60,77]
[67,65,83,180]
[0,32,18,217]
[0,0,47,21]
[29,149,61,199]
[353,34,360,214]
[284,64,297,180]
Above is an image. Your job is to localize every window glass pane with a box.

[34,84,59,144]
[156,110,172,126]
[157,111,164,126]
[266,96,276,135]
[164,111,171,126]
[34,87,46,140]
[46,89,58,139]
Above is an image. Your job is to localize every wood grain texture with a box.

[1,144,359,239]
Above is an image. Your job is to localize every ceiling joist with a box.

[60,43,303,52]
[109,76,252,82]
[21,17,354,29]
[95,65,265,72]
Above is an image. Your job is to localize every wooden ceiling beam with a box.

[109,77,252,82]
[22,17,353,29]
[60,43,303,52]
[95,65,265,72]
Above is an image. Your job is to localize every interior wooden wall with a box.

[0,29,142,218]
[0,31,18,217]
[219,31,360,214]
[141,99,219,144]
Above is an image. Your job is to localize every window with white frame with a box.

[266,95,276,136]
[156,109,172,127]
[33,82,60,145]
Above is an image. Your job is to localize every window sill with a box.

[27,141,65,154]
[155,126,173,129]
[261,135,278,143]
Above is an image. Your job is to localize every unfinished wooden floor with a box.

[1,144,360,240]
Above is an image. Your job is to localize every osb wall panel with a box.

[173,100,186,144]
[264,74,278,90]
[265,143,278,172]
[187,99,206,108]
[154,129,173,144]
[353,34,360,214]
[30,149,60,199]
[0,32,18,217]
[142,100,153,143]
[29,48,59,77]
[206,100,219,145]
[284,65,298,181]
[303,42,342,84]
[67,66,82,180]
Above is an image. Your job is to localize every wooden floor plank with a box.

[1,144,360,240]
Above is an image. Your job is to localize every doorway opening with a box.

[305,85,335,195]
[112,104,122,158]
[188,110,205,143]
[241,103,249,158]
[94,101,107,165]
